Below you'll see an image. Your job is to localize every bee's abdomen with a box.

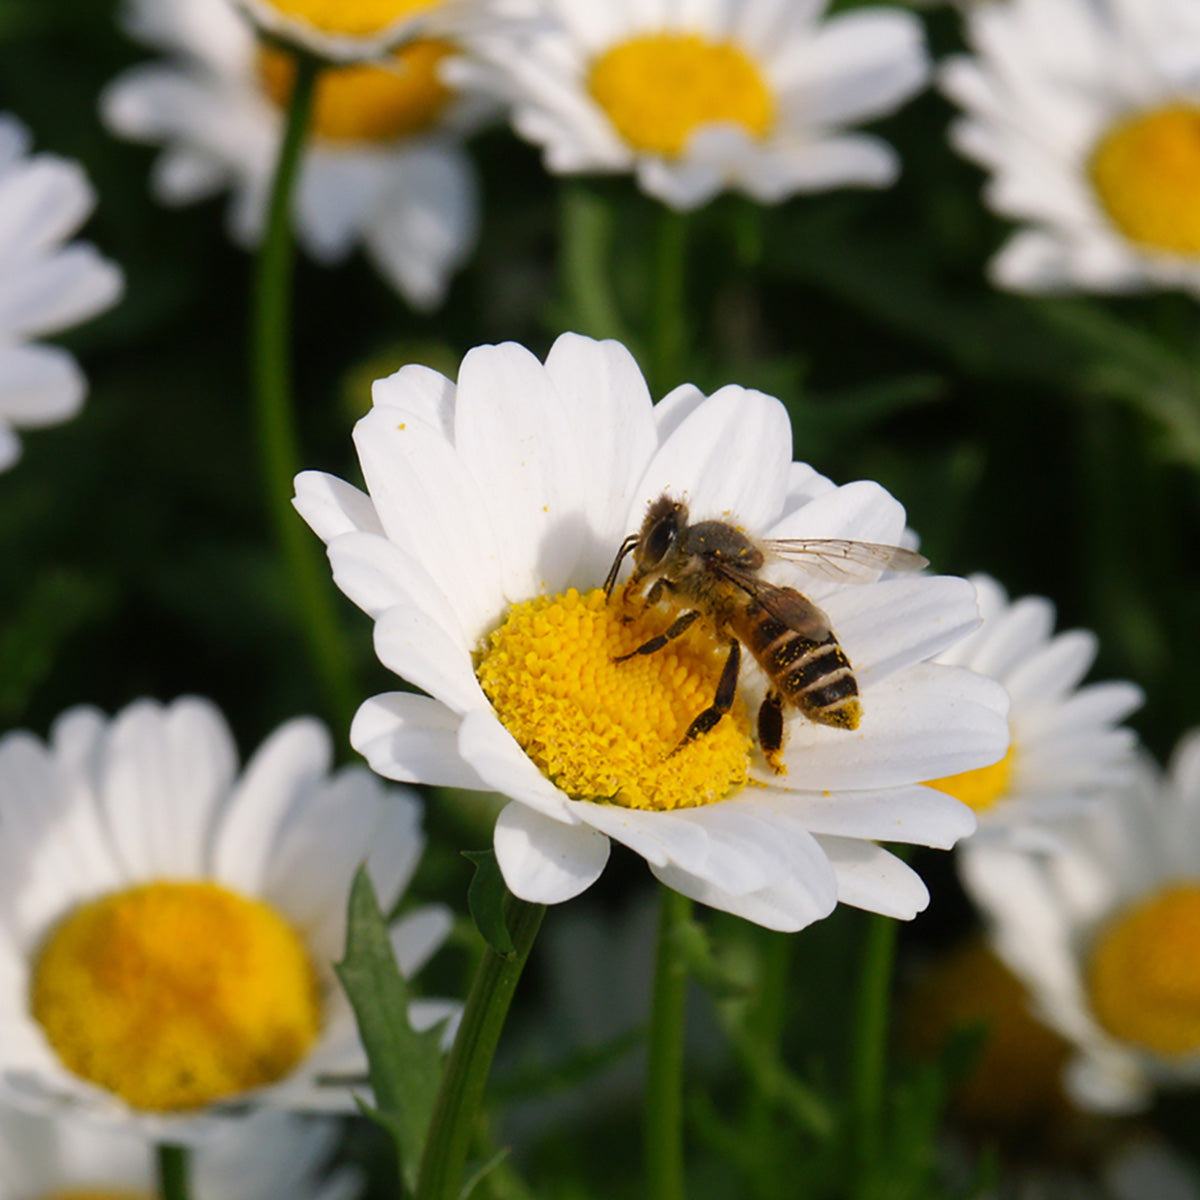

[748,617,861,731]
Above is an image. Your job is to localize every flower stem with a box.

[251,48,357,736]
[559,181,633,346]
[650,206,689,396]
[645,886,693,1200]
[851,913,899,1175]
[415,893,545,1200]
[157,1144,188,1200]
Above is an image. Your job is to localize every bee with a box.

[603,494,927,767]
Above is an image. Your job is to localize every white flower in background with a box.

[102,0,488,310]
[927,575,1143,846]
[450,0,930,210]
[960,731,1200,1113]
[942,0,1200,294]
[295,332,1008,932]
[0,115,122,472]
[0,1104,362,1200]
[0,697,454,1141]
[234,0,532,64]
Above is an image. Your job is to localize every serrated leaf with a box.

[463,849,514,956]
[336,867,447,1194]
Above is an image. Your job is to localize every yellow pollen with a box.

[1089,104,1200,254]
[257,39,454,143]
[924,741,1015,813]
[258,0,441,38]
[1088,883,1200,1058]
[587,33,774,158]
[31,881,322,1112]
[476,588,752,811]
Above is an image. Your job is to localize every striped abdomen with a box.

[735,597,862,731]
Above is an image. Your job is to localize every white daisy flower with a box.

[294,332,1009,933]
[0,114,123,472]
[926,575,1143,846]
[0,697,455,1141]
[449,0,930,211]
[0,1103,363,1200]
[233,0,532,65]
[960,731,1200,1113]
[941,0,1200,294]
[101,0,486,310]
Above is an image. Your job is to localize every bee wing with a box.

[710,563,834,640]
[762,538,927,584]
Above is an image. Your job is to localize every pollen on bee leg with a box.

[475,588,755,812]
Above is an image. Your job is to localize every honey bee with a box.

[603,494,927,766]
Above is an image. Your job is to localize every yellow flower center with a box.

[258,0,441,38]
[475,588,753,811]
[257,39,454,143]
[31,881,322,1112]
[1089,104,1200,255]
[1088,883,1200,1057]
[587,33,775,158]
[924,741,1015,813]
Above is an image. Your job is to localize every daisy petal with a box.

[494,801,610,903]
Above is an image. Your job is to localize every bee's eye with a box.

[639,514,678,569]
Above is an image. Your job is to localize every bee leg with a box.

[614,608,700,662]
[675,638,740,750]
[758,690,787,774]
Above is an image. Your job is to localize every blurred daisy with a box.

[102,0,486,310]
[295,332,1008,932]
[960,731,1200,1113]
[0,697,454,1141]
[927,575,1143,845]
[942,0,1200,294]
[451,0,930,210]
[0,115,123,472]
[234,0,530,64]
[0,1104,362,1200]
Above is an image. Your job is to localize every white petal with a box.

[493,800,610,903]
[351,692,488,789]
[389,904,453,977]
[815,835,929,918]
[0,244,122,342]
[1064,1050,1153,1115]
[0,155,95,269]
[211,716,331,893]
[372,602,487,714]
[292,471,383,544]
[0,343,84,428]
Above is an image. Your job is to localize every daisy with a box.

[449,0,930,210]
[233,0,530,64]
[926,575,1143,845]
[101,0,487,310]
[294,332,1009,933]
[0,1103,362,1200]
[0,114,123,472]
[960,730,1200,1113]
[941,0,1200,294]
[0,697,454,1141]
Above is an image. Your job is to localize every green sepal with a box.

[463,849,515,956]
[335,866,447,1195]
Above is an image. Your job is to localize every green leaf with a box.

[335,867,447,1195]
[463,849,515,956]
[459,1146,512,1200]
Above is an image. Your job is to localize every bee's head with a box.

[603,494,688,598]
[633,495,687,577]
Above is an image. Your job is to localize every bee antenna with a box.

[603,534,639,598]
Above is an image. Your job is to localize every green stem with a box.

[558,181,632,346]
[251,49,357,736]
[744,929,791,1141]
[645,886,692,1200]
[851,913,899,1177]
[157,1144,188,1200]
[650,206,689,396]
[415,894,545,1200]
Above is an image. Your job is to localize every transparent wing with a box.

[762,538,927,583]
